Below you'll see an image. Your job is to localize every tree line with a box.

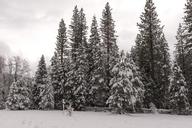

[1,0,192,114]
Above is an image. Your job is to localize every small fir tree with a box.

[6,79,30,110]
[169,62,190,114]
[107,51,144,114]
[32,55,48,109]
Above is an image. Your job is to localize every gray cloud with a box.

[0,0,187,70]
[0,0,76,29]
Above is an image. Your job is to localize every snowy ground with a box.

[0,110,192,128]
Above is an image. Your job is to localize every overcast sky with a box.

[0,0,186,70]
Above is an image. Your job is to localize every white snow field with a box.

[0,110,192,128]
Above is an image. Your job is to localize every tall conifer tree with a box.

[182,0,192,104]
[100,2,119,106]
[133,0,171,108]
[87,16,105,106]
[52,19,69,109]
[66,6,88,110]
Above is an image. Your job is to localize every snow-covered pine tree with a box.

[32,55,48,109]
[86,16,105,106]
[56,19,69,65]
[73,36,89,110]
[36,55,54,110]
[184,0,192,49]
[66,7,88,110]
[53,19,70,110]
[50,52,60,109]
[134,0,171,108]
[125,52,145,111]
[182,0,192,105]
[100,2,119,107]
[6,79,30,110]
[157,32,171,108]
[169,61,189,114]
[69,5,80,63]
[107,51,144,114]
[39,82,54,110]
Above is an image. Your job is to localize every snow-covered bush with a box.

[107,51,145,114]
[149,102,158,114]
[6,79,30,110]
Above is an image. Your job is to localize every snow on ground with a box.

[0,110,192,128]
